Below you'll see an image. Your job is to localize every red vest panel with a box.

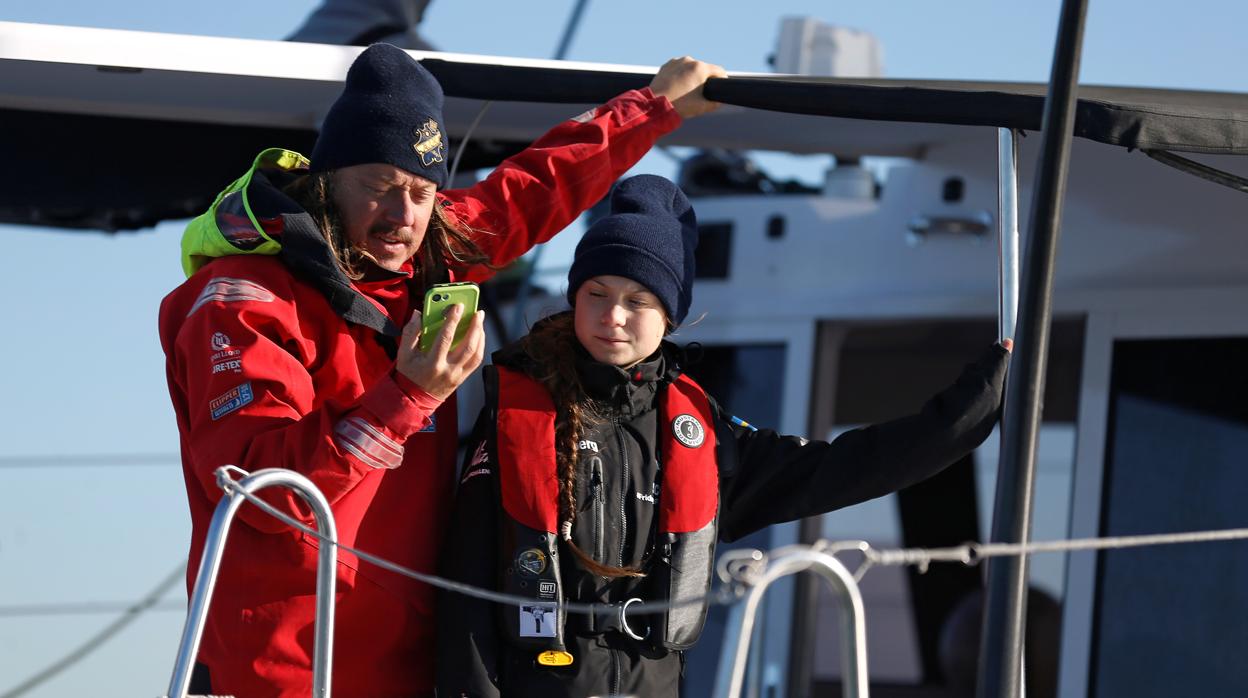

[495,366,718,534]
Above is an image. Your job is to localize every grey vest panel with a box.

[647,519,718,650]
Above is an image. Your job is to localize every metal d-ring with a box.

[619,597,649,641]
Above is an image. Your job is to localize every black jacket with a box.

[435,328,1009,698]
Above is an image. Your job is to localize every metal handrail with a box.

[165,467,339,698]
[713,548,869,698]
[997,127,1020,343]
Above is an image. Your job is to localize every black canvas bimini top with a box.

[5,48,1248,231]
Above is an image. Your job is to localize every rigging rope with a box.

[9,469,1246,698]
[217,467,1248,613]
[826,527,1248,579]
[218,471,745,615]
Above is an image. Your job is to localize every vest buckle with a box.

[594,597,649,641]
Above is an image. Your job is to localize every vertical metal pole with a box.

[167,469,339,698]
[997,128,1021,343]
[978,1,1089,697]
[713,549,869,698]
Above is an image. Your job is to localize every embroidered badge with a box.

[672,414,705,448]
[520,604,556,637]
[209,382,254,421]
[210,332,231,351]
[516,548,547,578]
[412,118,445,167]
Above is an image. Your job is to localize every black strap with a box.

[1143,149,1248,195]
[567,599,650,641]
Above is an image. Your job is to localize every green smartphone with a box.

[419,282,480,352]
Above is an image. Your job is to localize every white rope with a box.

[216,467,1248,614]
[851,527,1248,576]
[217,471,742,615]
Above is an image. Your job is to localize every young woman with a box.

[435,175,1010,698]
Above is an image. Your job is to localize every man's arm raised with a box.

[440,57,725,280]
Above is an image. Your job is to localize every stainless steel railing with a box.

[712,547,869,698]
[165,467,338,698]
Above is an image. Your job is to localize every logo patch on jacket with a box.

[412,119,445,166]
[672,414,705,448]
[210,332,232,350]
[419,414,437,433]
[516,548,548,578]
[209,382,254,420]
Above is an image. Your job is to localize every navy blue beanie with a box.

[310,43,449,188]
[567,175,698,324]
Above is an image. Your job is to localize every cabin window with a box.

[694,222,733,279]
[942,177,965,203]
[1090,337,1248,697]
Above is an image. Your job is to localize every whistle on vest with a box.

[537,650,575,666]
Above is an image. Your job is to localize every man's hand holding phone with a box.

[396,302,486,400]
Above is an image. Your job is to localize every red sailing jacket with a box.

[158,88,679,698]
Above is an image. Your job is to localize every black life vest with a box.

[493,365,720,651]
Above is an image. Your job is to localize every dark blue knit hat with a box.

[310,43,449,188]
[567,175,698,324]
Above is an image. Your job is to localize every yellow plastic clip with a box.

[537,650,574,667]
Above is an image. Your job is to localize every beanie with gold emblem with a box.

[310,43,449,188]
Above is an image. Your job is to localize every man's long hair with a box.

[283,171,495,286]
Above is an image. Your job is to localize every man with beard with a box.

[158,43,723,698]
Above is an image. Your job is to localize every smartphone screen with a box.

[419,282,480,352]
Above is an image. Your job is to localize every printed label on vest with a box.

[672,414,705,448]
[578,439,599,453]
[520,604,557,637]
[538,581,557,599]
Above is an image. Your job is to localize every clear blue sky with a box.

[1,1,1245,696]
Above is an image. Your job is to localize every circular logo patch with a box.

[516,548,548,578]
[210,332,231,351]
[672,414,705,448]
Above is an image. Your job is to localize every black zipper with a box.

[590,457,605,563]
[612,416,629,568]
[610,646,621,695]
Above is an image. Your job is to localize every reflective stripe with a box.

[334,416,404,469]
[188,277,276,317]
